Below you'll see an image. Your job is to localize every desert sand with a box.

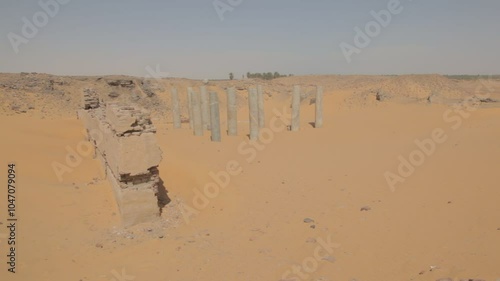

[0,73,499,281]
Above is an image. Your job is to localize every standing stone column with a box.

[227,87,238,136]
[187,87,195,129]
[171,88,181,129]
[315,86,324,128]
[200,86,211,130]
[291,85,301,132]
[192,91,203,136]
[257,85,265,129]
[209,92,221,142]
[248,88,259,140]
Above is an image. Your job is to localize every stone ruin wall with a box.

[78,89,166,226]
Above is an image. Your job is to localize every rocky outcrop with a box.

[140,80,156,97]
[78,97,168,226]
[107,79,135,88]
[375,90,390,101]
[83,88,100,109]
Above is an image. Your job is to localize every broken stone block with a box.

[83,88,100,109]
[78,98,167,227]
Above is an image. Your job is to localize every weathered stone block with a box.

[79,98,166,227]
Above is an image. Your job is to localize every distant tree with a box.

[245,71,293,80]
[229,73,234,80]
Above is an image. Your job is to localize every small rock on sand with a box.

[303,218,315,223]
[306,237,317,243]
[322,255,335,263]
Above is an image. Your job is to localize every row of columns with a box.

[170,85,324,142]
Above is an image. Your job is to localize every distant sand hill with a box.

[1,73,499,118]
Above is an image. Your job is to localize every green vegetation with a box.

[445,75,500,80]
[246,72,293,80]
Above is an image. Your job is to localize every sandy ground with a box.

[0,76,500,281]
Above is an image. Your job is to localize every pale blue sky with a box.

[1,0,499,79]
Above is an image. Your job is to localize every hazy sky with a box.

[1,0,499,79]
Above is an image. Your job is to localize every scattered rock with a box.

[107,79,134,88]
[49,79,66,86]
[479,97,497,103]
[306,237,317,243]
[440,279,485,281]
[10,104,27,114]
[428,91,439,103]
[131,91,141,101]
[108,91,120,98]
[303,218,315,224]
[310,225,316,229]
[321,255,335,263]
[83,88,99,109]
[95,243,103,248]
[140,80,162,97]
[360,206,371,211]
[376,90,390,101]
